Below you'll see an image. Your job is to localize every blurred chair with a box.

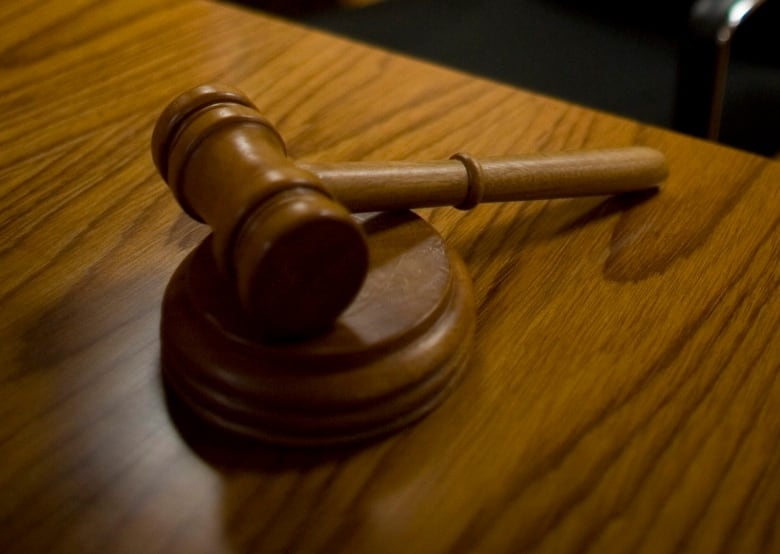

[284,0,778,155]
[674,0,777,146]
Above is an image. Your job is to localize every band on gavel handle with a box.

[301,146,668,213]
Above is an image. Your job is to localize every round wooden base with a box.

[161,211,475,446]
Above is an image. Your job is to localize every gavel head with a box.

[152,84,369,340]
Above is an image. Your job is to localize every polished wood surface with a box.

[1,1,778,553]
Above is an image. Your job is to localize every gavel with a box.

[152,84,667,339]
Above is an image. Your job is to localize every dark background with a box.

[232,0,780,155]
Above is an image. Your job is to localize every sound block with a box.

[161,210,475,446]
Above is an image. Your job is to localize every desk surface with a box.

[1,1,779,552]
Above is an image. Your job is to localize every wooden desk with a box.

[1,1,778,552]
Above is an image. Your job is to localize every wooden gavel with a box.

[152,84,667,339]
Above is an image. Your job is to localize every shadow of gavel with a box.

[152,84,667,339]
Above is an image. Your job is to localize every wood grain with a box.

[0,1,778,553]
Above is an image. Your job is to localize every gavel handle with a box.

[300,147,668,213]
